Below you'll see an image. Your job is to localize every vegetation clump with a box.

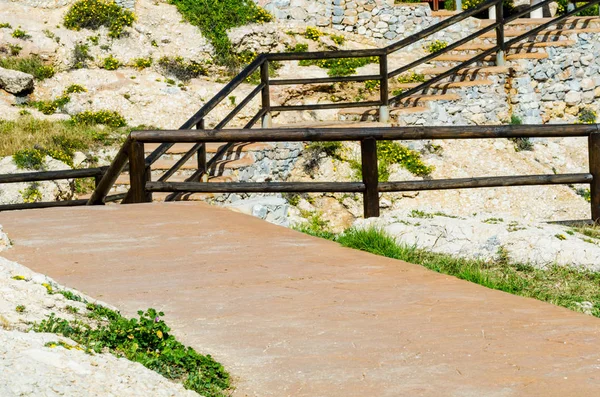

[33,306,231,396]
[63,0,136,39]
[72,43,94,69]
[304,26,323,41]
[168,0,272,67]
[0,56,55,80]
[299,56,378,77]
[424,40,448,53]
[377,141,434,179]
[131,57,152,70]
[20,183,43,203]
[72,110,127,128]
[101,54,121,70]
[157,56,208,82]
[11,29,30,39]
[578,107,597,124]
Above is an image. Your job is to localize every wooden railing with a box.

[97,0,599,203]
[0,167,124,212]
[112,123,600,220]
[2,1,599,212]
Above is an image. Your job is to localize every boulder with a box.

[0,67,34,95]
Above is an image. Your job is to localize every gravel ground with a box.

[0,227,198,397]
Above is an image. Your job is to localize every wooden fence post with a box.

[128,141,151,203]
[495,1,505,66]
[261,60,272,128]
[197,119,207,181]
[379,53,389,123]
[589,132,600,222]
[361,138,380,218]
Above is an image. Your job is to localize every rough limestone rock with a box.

[226,196,289,226]
[0,255,197,396]
[355,210,600,271]
[0,156,74,205]
[0,226,10,252]
[0,67,34,94]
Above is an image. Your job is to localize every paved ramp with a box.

[1,202,599,396]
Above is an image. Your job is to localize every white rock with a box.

[0,67,34,94]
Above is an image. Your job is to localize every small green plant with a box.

[228,95,236,106]
[299,56,378,77]
[293,211,335,240]
[33,307,230,396]
[13,149,46,170]
[28,94,71,115]
[330,34,345,45]
[283,193,301,206]
[157,56,207,82]
[444,0,456,10]
[410,210,434,219]
[377,141,434,178]
[364,80,380,92]
[150,39,158,47]
[63,0,136,39]
[286,43,308,53]
[131,57,152,70]
[64,84,87,94]
[43,29,55,39]
[578,107,597,124]
[102,55,121,70]
[15,305,26,313]
[397,72,426,84]
[65,305,80,314]
[555,234,567,241]
[8,44,22,56]
[0,56,55,80]
[71,110,127,128]
[11,275,26,281]
[483,217,504,224]
[11,29,30,39]
[20,183,43,203]
[0,22,12,29]
[72,43,94,69]
[304,26,323,41]
[87,35,100,45]
[424,40,448,53]
[507,115,533,151]
[576,188,591,202]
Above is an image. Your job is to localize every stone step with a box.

[144,142,273,155]
[419,66,513,76]
[479,27,600,39]
[150,155,254,171]
[455,40,575,51]
[395,79,494,90]
[338,106,429,122]
[480,16,600,28]
[396,93,460,105]
[114,174,235,186]
[432,52,549,62]
[431,10,459,17]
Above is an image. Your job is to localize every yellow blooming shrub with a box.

[63,0,136,39]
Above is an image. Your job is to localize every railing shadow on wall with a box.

[89,123,600,221]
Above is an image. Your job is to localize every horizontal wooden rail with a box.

[378,173,593,192]
[0,193,125,212]
[0,167,104,184]
[131,124,599,143]
[270,101,381,112]
[270,74,381,86]
[147,181,366,193]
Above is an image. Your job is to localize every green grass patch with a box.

[299,56,378,77]
[0,55,55,80]
[1,116,133,162]
[33,305,230,396]
[298,226,600,318]
[168,0,272,67]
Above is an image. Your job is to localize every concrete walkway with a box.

[1,202,600,396]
